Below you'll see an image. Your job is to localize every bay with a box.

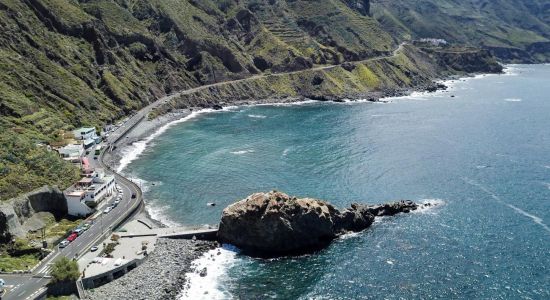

[123,65,550,299]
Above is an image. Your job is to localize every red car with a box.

[67,233,78,242]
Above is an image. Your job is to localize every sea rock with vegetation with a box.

[218,191,430,256]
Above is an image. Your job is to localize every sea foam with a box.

[145,201,182,228]
[116,107,238,173]
[247,114,267,119]
[412,198,446,214]
[178,245,239,300]
[230,149,255,155]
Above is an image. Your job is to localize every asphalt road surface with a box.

[1,43,406,299]
[2,130,142,300]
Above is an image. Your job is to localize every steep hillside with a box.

[0,0,397,200]
[372,0,550,62]
[0,0,516,200]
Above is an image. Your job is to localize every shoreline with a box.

[87,239,219,300]
[105,66,516,229]
[96,66,515,298]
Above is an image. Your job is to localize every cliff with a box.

[151,44,501,116]
[372,0,550,63]
[0,185,67,242]
[0,0,525,200]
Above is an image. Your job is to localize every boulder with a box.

[218,191,339,255]
[218,191,432,256]
[356,200,419,217]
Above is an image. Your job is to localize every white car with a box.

[103,207,113,214]
[59,240,70,248]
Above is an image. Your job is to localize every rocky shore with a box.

[87,239,217,300]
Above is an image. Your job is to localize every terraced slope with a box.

[372,0,550,62]
[0,0,396,199]
[0,0,538,199]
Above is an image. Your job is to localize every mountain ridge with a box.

[0,0,544,199]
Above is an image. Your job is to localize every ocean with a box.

[121,64,550,299]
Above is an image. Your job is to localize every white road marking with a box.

[36,263,53,275]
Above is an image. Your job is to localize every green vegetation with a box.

[0,217,82,272]
[47,296,73,300]
[50,257,80,283]
[0,130,80,201]
[0,0,546,201]
[0,253,39,272]
[372,0,550,63]
[0,238,41,272]
[26,216,82,242]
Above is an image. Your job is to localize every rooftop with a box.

[74,127,96,133]
[65,173,114,196]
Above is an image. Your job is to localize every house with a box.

[65,169,116,217]
[418,38,448,47]
[73,127,98,140]
[57,144,84,163]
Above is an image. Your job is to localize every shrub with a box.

[50,257,80,283]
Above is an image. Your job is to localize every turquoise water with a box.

[124,65,550,299]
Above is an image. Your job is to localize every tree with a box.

[50,257,80,283]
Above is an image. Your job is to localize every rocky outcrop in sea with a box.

[218,191,433,256]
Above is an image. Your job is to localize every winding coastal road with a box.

[1,43,405,300]
[2,126,143,300]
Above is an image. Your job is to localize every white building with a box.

[65,169,116,217]
[57,144,84,163]
[73,127,98,140]
[419,38,448,46]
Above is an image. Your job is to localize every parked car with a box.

[81,223,90,231]
[67,233,78,242]
[113,200,120,207]
[104,206,113,214]
[90,246,98,252]
[59,240,70,248]
[131,192,136,199]
[73,228,84,236]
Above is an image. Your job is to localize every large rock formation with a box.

[218,191,430,256]
[0,185,68,241]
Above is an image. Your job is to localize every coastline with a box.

[87,239,218,300]
[105,67,516,229]
[98,66,514,298]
